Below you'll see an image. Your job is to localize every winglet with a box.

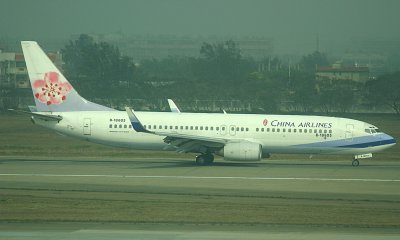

[167,99,181,113]
[125,107,153,133]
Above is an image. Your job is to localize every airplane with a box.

[14,41,396,166]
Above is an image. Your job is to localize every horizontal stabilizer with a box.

[8,109,62,121]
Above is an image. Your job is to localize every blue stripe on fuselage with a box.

[292,133,395,149]
[338,138,396,148]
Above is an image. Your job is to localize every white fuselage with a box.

[32,111,395,156]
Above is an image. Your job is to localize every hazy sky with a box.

[2,0,400,53]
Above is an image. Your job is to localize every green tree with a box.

[61,34,136,98]
[198,40,245,84]
[299,51,329,73]
[366,72,400,114]
[287,72,317,113]
[317,82,356,113]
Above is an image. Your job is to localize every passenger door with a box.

[83,118,91,136]
[345,124,353,141]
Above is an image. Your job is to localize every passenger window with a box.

[299,129,302,133]
[195,126,198,130]
[153,125,156,129]
[241,127,244,131]
[314,129,317,133]
[185,126,188,130]
[272,128,275,132]
[109,124,112,128]
[324,129,327,133]
[175,126,178,130]
[205,127,208,130]
[304,129,307,133]
[180,126,183,130]
[261,128,264,132]
[165,125,168,130]
[170,126,173,130]
[114,124,118,128]
[329,130,332,134]
[200,126,203,130]
[124,125,127,128]
[283,129,286,133]
[319,129,322,133]
[210,127,213,131]
[190,126,194,130]
[246,128,249,132]
[277,128,280,132]
[222,127,225,131]
[288,129,291,133]
[256,128,259,132]
[129,125,132,128]
[159,125,162,129]
[216,127,219,131]
[294,129,297,133]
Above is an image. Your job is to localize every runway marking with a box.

[0,173,399,182]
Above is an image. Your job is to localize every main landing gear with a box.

[195,153,214,166]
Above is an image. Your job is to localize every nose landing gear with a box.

[352,159,359,167]
[352,153,372,167]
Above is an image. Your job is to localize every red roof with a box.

[15,53,24,60]
[317,66,369,73]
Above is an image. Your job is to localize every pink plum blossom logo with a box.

[33,72,72,105]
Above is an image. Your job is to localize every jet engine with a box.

[222,142,262,161]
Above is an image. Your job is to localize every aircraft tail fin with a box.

[21,41,113,112]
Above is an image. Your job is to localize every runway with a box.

[1,157,400,239]
[1,173,400,182]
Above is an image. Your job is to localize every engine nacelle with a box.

[222,142,262,161]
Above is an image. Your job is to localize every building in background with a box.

[315,61,370,84]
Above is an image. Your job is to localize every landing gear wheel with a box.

[196,155,206,166]
[352,159,359,167]
[195,154,214,166]
[206,154,214,164]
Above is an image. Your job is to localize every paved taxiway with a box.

[1,157,400,239]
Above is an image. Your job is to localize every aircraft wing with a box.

[126,107,226,153]
[8,109,63,121]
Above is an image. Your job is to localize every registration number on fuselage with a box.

[110,118,126,123]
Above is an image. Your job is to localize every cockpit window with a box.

[365,128,379,134]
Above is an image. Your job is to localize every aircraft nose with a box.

[382,133,396,146]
